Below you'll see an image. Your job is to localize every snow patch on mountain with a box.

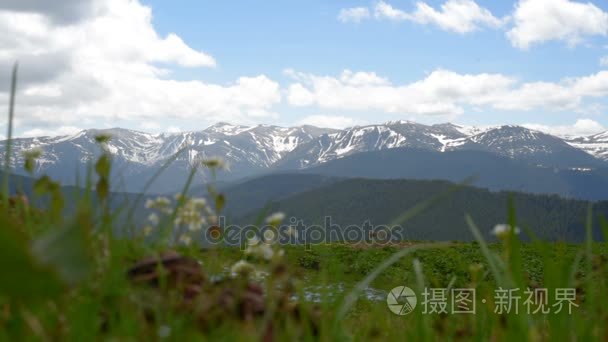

[2,121,607,192]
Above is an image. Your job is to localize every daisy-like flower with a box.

[155,196,171,206]
[179,234,192,246]
[265,212,286,227]
[492,224,521,239]
[188,220,204,232]
[176,201,205,226]
[245,243,274,261]
[263,229,276,243]
[145,196,172,213]
[231,260,255,277]
[148,213,159,225]
[191,197,207,207]
[252,270,269,281]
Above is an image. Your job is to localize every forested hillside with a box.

[237,177,607,241]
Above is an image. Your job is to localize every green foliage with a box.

[31,206,94,285]
[0,215,63,301]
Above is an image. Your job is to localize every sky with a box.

[1,0,608,137]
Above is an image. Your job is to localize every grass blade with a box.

[335,242,449,320]
[2,63,17,203]
[465,214,508,286]
[123,144,191,233]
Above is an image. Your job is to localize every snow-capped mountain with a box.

[447,125,604,168]
[1,121,607,193]
[276,122,602,169]
[276,121,467,168]
[0,123,336,192]
[566,131,608,162]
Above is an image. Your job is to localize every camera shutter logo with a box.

[387,286,417,315]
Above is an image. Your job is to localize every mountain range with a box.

[2,120,608,197]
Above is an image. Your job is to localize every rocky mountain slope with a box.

[1,120,607,193]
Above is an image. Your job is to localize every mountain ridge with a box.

[2,120,608,194]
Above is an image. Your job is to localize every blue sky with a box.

[144,0,600,81]
[2,0,608,136]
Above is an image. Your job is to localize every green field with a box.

[2,179,608,341]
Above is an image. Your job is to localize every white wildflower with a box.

[252,270,269,281]
[191,197,207,207]
[179,234,192,246]
[174,217,182,226]
[146,196,172,213]
[231,260,255,277]
[155,196,171,206]
[263,229,276,243]
[148,213,159,225]
[260,244,274,260]
[245,243,274,261]
[265,212,286,227]
[492,224,521,238]
[188,220,204,232]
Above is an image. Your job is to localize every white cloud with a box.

[0,0,281,136]
[286,68,608,117]
[0,0,102,24]
[601,56,608,67]
[374,1,411,21]
[296,115,365,129]
[286,83,315,106]
[373,0,505,33]
[139,121,162,133]
[167,126,182,134]
[523,119,606,137]
[337,7,370,23]
[507,0,608,49]
[286,69,513,116]
[21,125,82,138]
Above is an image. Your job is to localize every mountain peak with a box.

[206,122,251,135]
[384,120,419,126]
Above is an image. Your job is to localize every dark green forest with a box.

[235,176,607,242]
